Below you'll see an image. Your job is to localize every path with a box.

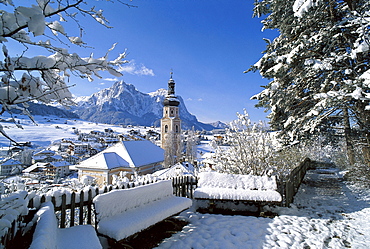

[157,164,370,248]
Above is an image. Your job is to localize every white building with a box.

[77,140,164,186]
[0,158,22,176]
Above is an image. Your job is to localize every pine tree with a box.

[248,0,370,164]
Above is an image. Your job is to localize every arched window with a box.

[175,125,179,133]
[165,125,168,133]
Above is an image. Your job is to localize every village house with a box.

[0,158,22,176]
[45,161,71,178]
[77,140,164,186]
[73,143,90,155]
[62,154,80,165]
[22,162,48,176]
[32,149,56,163]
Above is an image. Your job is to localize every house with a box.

[62,154,80,165]
[77,140,165,186]
[23,163,48,175]
[0,158,22,176]
[45,161,70,178]
[73,143,90,155]
[32,149,56,163]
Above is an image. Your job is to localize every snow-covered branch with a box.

[0,0,130,142]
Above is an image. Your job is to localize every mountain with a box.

[71,81,215,131]
[13,102,79,119]
[208,121,228,129]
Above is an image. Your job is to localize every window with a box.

[165,125,168,133]
[175,125,179,133]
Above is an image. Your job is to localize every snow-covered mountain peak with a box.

[71,81,215,130]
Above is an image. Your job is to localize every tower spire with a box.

[168,70,175,96]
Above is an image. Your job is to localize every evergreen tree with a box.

[248,0,370,164]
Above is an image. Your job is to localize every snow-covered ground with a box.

[3,114,370,248]
[0,114,158,148]
[157,167,370,249]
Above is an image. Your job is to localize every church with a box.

[161,73,182,166]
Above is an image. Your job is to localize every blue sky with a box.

[18,0,279,124]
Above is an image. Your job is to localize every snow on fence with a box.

[0,176,197,248]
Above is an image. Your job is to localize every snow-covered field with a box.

[0,114,157,148]
[157,167,370,249]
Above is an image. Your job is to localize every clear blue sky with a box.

[59,1,278,123]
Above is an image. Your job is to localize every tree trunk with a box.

[343,108,356,165]
[361,132,370,167]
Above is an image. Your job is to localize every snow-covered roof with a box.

[50,155,63,161]
[34,149,55,156]
[32,155,47,161]
[50,161,71,168]
[105,140,164,168]
[78,152,130,170]
[1,158,22,166]
[77,140,164,170]
[23,163,47,173]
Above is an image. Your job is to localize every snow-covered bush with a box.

[80,175,96,186]
[212,110,304,176]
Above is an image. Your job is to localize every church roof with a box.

[78,140,164,170]
[78,152,130,170]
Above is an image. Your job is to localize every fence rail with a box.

[278,157,311,207]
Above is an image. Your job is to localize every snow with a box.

[29,201,102,249]
[195,188,282,202]
[293,0,316,18]
[152,162,194,179]
[0,114,159,148]
[93,180,192,241]
[197,171,278,190]
[103,140,164,168]
[78,152,129,170]
[0,191,29,238]
[194,172,281,202]
[157,167,370,249]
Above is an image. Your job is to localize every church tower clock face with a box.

[161,72,181,166]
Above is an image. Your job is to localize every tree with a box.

[185,127,197,164]
[0,0,131,144]
[212,110,301,176]
[248,0,370,164]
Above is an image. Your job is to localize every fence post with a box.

[60,194,66,228]
[181,177,186,197]
[87,189,92,225]
[51,196,56,208]
[79,190,84,225]
[70,192,76,227]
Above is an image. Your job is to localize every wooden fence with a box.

[277,157,311,207]
[1,160,311,248]
[0,177,198,248]
[27,176,198,229]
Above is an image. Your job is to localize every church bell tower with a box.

[161,73,181,166]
